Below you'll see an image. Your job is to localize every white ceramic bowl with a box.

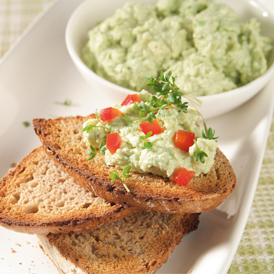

[66,0,274,119]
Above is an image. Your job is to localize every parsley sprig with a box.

[109,165,132,192]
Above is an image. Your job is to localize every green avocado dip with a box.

[83,89,217,179]
[82,0,272,96]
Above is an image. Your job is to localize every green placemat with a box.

[0,1,274,273]
[0,0,53,56]
[228,124,274,274]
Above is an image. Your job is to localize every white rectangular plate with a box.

[0,0,273,273]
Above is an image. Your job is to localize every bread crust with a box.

[33,115,236,214]
[0,147,138,235]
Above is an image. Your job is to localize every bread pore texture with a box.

[0,147,138,235]
[37,211,200,274]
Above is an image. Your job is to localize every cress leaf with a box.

[64,99,72,106]
[99,143,107,155]
[162,82,169,92]
[147,113,154,124]
[165,70,172,82]
[144,142,153,150]
[202,127,218,140]
[123,113,133,124]
[145,131,153,138]
[23,121,30,127]
[159,108,165,117]
[95,109,100,120]
[109,168,130,192]
[167,94,176,104]
[82,124,94,133]
[87,154,96,161]
[109,170,119,183]
[160,71,165,81]
[195,151,208,163]
[122,165,132,178]
[89,145,96,153]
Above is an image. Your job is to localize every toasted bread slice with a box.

[0,147,138,235]
[33,115,236,214]
[37,211,200,274]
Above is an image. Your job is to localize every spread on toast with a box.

[83,72,218,189]
[33,114,236,213]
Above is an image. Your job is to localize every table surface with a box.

[0,0,273,273]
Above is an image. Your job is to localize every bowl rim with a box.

[65,0,274,103]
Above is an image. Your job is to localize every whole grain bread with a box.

[0,147,138,235]
[37,211,200,274]
[33,115,236,214]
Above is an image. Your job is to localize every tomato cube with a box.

[173,130,195,152]
[100,107,122,123]
[172,168,195,186]
[140,120,163,136]
[106,132,122,155]
[121,94,141,106]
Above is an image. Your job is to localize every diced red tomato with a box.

[172,168,195,186]
[173,130,195,152]
[140,120,163,136]
[121,94,141,106]
[106,133,122,155]
[99,107,122,123]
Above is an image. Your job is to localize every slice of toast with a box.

[0,147,138,235]
[37,211,200,274]
[33,115,236,214]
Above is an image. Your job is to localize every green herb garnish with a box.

[99,143,107,155]
[202,127,218,140]
[64,99,72,106]
[86,143,106,160]
[193,140,208,163]
[139,131,152,140]
[23,121,30,127]
[145,70,200,111]
[83,71,218,165]
[95,109,100,120]
[83,124,95,133]
[143,71,218,163]
[123,113,133,124]
[109,165,131,192]
[195,150,208,163]
[55,99,72,106]
[82,123,107,133]
[139,131,153,150]
[129,70,201,129]
[144,142,153,150]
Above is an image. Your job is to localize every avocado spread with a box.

[82,0,272,96]
[83,90,217,178]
